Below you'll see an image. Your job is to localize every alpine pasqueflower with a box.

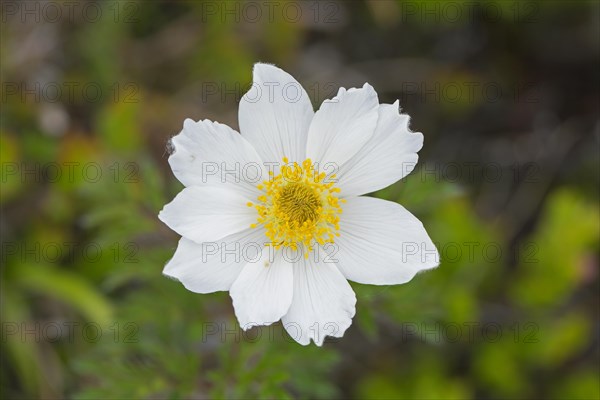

[159,63,439,346]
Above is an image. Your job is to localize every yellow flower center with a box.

[248,158,344,256]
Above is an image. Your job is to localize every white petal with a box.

[168,119,266,199]
[158,185,255,243]
[163,227,267,293]
[230,248,294,329]
[306,84,379,169]
[281,256,356,346]
[238,63,314,164]
[337,101,424,197]
[335,196,439,285]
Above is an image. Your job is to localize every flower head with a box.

[159,63,439,345]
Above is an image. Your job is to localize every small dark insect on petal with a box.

[165,138,176,156]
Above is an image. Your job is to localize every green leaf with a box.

[15,264,113,325]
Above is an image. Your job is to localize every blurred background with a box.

[1,0,599,399]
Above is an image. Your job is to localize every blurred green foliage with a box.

[1,1,598,399]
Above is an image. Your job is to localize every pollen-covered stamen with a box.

[277,183,321,225]
[248,157,344,256]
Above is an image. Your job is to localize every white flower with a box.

[159,63,439,346]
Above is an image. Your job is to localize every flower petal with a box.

[335,196,439,285]
[230,248,294,329]
[163,227,267,293]
[168,118,266,199]
[282,256,356,346]
[306,84,379,169]
[337,101,424,196]
[238,63,314,164]
[158,185,255,243]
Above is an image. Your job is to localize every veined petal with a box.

[230,248,294,329]
[282,255,356,346]
[163,227,267,293]
[335,196,439,285]
[239,63,314,164]
[306,84,379,169]
[168,119,266,199]
[158,185,255,244]
[337,101,424,197]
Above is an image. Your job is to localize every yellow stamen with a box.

[250,158,343,257]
